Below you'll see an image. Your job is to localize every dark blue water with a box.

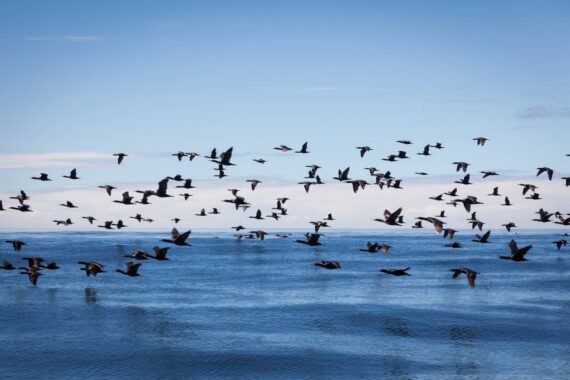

[1,231,569,379]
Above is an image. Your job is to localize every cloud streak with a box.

[516,106,570,119]
[0,151,112,169]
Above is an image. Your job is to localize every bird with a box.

[417,144,431,156]
[196,208,207,216]
[249,209,264,220]
[99,185,116,196]
[295,142,309,154]
[298,181,316,193]
[31,173,51,181]
[9,190,29,205]
[176,179,196,189]
[356,146,372,157]
[502,222,516,232]
[78,261,105,277]
[481,171,498,179]
[562,177,570,187]
[314,261,341,269]
[6,240,25,252]
[501,196,512,206]
[232,225,246,231]
[63,168,79,179]
[449,268,478,287]
[60,200,78,208]
[274,145,292,152]
[148,246,170,260]
[0,261,16,270]
[397,140,412,145]
[209,208,220,215]
[20,267,42,286]
[161,228,191,246]
[113,191,134,205]
[82,216,96,224]
[444,188,458,197]
[553,239,567,251]
[412,221,423,229]
[415,172,428,176]
[180,193,192,201]
[488,187,500,196]
[536,167,554,181]
[453,162,470,172]
[455,174,472,185]
[53,218,73,226]
[253,158,266,164]
[171,218,181,224]
[124,250,149,260]
[113,153,128,164]
[115,220,127,229]
[246,179,262,191]
[296,233,322,246]
[324,213,335,221]
[115,261,142,277]
[375,207,403,226]
[333,167,350,181]
[473,230,491,243]
[519,183,538,196]
[445,242,463,248]
[212,147,235,166]
[130,214,144,222]
[172,151,187,161]
[10,204,33,212]
[379,268,410,276]
[499,240,532,261]
[473,137,488,146]
[429,194,444,201]
[98,221,114,229]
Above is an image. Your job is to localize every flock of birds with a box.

[1,138,569,288]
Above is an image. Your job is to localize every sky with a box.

[0,1,569,231]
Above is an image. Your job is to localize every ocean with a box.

[0,230,568,379]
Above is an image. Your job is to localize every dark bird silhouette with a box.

[296,233,322,246]
[247,179,262,191]
[450,268,478,287]
[60,200,78,208]
[249,209,264,220]
[205,148,217,159]
[148,246,170,260]
[130,214,144,222]
[553,239,567,251]
[533,208,552,223]
[379,268,410,276]
[295,142,309,154]
[115,219,127,229]
[417,144,431,156]
[333,167,350,181]
[172,151,186,161]
[499,240,532,261]
[397,140,412,145]
[212,147,235,166]
[445,241,463,248]
[98,221,114,229]
[161,228,191,246]
[180,193,192,201]
[314,260,341,269]
[562,177,570,187]
[172,218,181,224]
[113,153,128,164]
[501,196,512,206]
[113,191,134,205]
[453,162,470,172]
[356,146,372,157]
[431,142,444,149]
[375,208,403,226]
[53,218,73,226]
[274,145,292,152]
[99,185,116,196]
[488,187,500,196]
[209,208,220,215]
[415,172,428,176]
[176,179,196,189]
[253,158,266,164]
[519,183,538,196]
[124,250,149,260]
[429,194,443,201]
[31,173,51,181]
[10,204,33,212]
[63,168,79,179]
[444,188,458,197]
[196,208,207,216]
[82,216,96,224]
[116,261,141,277]
[473,230,491,243]
[6,240,25,252]
[526,193,542,200]
[20,267,42,286]
[412,221,423,229]
[502,222,516,232]
[455,196,483,212]
[1,261,16,270]
[78,261,105,277]
[9,190,29,205]
[154,178,172,198]
[473,137,488,146]
[455,174,472,185]
[481,171,498,179]
[536,167,554,181]
[324,213,335,221]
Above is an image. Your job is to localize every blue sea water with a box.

[0,230,569,379]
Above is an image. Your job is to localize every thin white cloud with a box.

[517,106,570,119]
[25,35,99,42]
[0,151,112,169]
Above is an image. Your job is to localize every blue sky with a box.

[0,1,569,230]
